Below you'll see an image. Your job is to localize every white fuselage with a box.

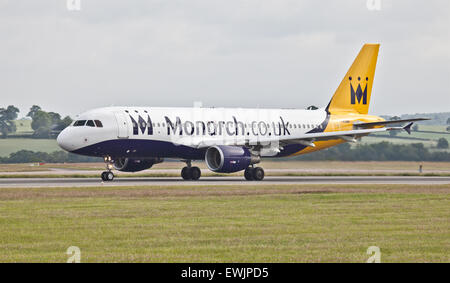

[57,106,328,159]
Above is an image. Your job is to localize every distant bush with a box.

[295,142,450,161]
[0,142,449,163]
[0,150,101,163]
[437,138,449,149]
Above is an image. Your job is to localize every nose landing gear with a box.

[101,171,114,181]
[244,166,264,181]
[181,160,201,181]
[101,156,115,181]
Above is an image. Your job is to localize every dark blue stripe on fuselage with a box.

[72,139,206,160]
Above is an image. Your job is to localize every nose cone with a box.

[57,128,76,152]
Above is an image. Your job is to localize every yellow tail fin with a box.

[326,44,380,114]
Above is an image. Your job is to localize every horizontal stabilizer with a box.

[403,122,414,135]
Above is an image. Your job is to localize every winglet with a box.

[403,122,414,135]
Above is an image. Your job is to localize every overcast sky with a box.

[1,0,449,118]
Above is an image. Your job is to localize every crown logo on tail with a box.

[350,76,368,104]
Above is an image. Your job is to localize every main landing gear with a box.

[244,166,265,181]
[181,160,201,181]
[101,156,115,182]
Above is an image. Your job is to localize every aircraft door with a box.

[114,112,130,139]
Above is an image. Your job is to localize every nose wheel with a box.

[244,167,264,181]
[181,160,201,180]
[101,171,114,181]
[101,156,115,182]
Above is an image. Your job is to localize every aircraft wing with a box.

[176,126,401,149]
[354,118,430,128]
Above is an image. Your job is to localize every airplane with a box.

[57,44,428,181]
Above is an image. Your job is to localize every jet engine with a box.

[205,145,260,173]
[113,157,163,172]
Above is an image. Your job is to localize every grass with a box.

[0,138,59,157]
[0,184,448,262]
[362,124,450,149]
[1,161,450,172]
[1,172,450,179]
[0,160,449,178]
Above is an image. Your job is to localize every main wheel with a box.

[252,167,264,181]
[190,166,201,180]
[244,167,254,181]
[181,166,192,180]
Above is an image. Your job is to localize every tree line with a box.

[0,105,72,138]
[294,142,450,162]
[0,141,449,163]
[0,150,100,163]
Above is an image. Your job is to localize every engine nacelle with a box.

[113,157,163,172]
[205,145,260,173]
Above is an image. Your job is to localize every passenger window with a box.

[73,120,86,126]
[94,120,103,127]
[86,120,95,127]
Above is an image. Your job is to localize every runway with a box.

[0,176,450,187]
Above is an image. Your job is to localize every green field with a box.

[0,138,59,157]
[0,184,448,262]
[361,124,450,149]
[13,119,33,135]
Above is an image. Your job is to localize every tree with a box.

[29,107,69,138]
[387,116,401,137]
[31,110,52,131]
[0,105,19,138]
[389,130,398,137]
[34,126,52,138]
[51,115,73,132]
[59,116,73,129]
[3,105,19,120]
[447,118,450,125]
[27,105,41,119]
[437,138,449,149]
[48,112,61,125]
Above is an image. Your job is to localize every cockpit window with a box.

[73,119,103,127]
[94,120,103,127]
[73,120,87,126]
